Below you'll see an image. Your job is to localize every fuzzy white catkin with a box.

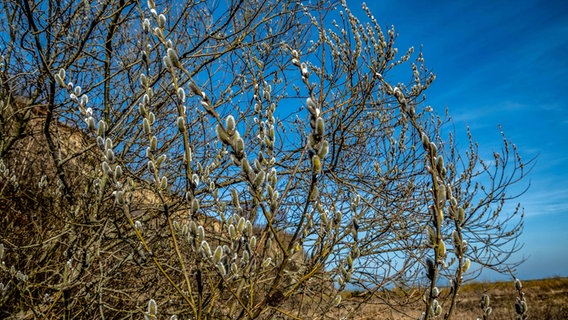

[213,246,223,263]
[228,224,236,239]
[177,87,185,103]
[167,48,179,67]
[150,136,157,151]
[80,94,88,107]
[200,240,211,257]
[156,154,166,167]
[158,14,166,28]
[197,225,205,242]
[142,19,150,32]
[97,120,106,137]
[146,0,155,10]
[147,298,157,316]
[102,162,111,175]
[104,137,112,150]
[162,55,171,68]
[86,117,95,131]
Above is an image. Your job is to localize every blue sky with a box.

[348,0,568,281]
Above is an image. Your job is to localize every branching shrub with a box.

[0,0,530,319]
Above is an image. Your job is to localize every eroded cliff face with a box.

[1,94,312,319]
[1,96,93,208]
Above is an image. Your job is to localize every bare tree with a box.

[0,0,529,319]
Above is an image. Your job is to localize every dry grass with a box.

[340,277,568,320]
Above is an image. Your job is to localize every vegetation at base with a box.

[342,277,567,320]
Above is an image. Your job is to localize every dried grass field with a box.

[336,277,568,320]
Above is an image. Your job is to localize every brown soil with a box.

[342,277,568,320]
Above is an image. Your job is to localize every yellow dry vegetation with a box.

[339,277,568,320]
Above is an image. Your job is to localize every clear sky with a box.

[347,0,568,281]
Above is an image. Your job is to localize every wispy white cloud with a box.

[520,188,568,217]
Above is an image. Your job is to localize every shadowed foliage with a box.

[0,0,530,319]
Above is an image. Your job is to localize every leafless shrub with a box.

[0,0,530,319]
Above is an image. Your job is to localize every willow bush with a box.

[0,0,529,319]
